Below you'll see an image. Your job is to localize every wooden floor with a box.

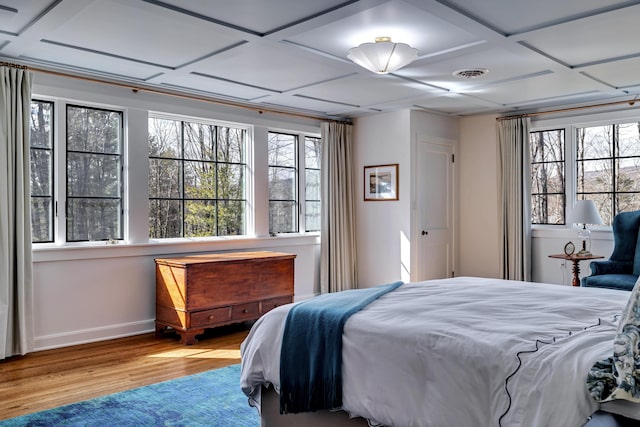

[0,324,251,420]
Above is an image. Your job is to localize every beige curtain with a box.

[0,65,34,359]
[320,122,357,293]
[497,117,532,281]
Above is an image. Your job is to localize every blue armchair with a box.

[581,210,640,291]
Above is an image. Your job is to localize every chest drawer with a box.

[231,302,261,321]
[261,296,292,314]
[190,307,231,328]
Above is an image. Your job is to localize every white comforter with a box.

[240,277,637,427]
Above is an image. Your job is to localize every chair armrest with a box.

[589,260,634,275]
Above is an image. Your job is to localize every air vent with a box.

[452,68,489,79]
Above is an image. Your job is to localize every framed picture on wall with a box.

[364,164,399,201]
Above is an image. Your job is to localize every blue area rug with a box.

[0,364,259,427]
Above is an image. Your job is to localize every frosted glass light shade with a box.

[347,37,418,74]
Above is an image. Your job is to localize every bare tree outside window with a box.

[268,132,298,234]
[577,123,640,225]
[530,129,565,224]
[29,100,54,242]
[305,136,321,232]
[66,105,123,242]
[148,116,246,238]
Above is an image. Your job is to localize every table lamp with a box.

[567,200,603,256]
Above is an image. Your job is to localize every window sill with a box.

[32,234,321,262]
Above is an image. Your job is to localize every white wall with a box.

[458,115,501,278]
[30,73,321,351]
[353,110,458,287]
[353,111,411,287]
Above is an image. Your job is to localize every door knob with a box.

[422,230,428,235]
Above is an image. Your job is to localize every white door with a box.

[416,140,454,281]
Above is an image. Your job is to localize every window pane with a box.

[577,126,612,159]
[67,106,121,154]
[530,130,564,162]
[217,200,245,236]
[149,158,182,198]
[218,127,244,163]
[306,201,321,232]
[618,123,640,157]
[269,167,296,200]
[217,164,245,199]
[30,101,52,148]
[185,200,217,237]
[184,161,216,199]
[616,158,640,192]
[531,194,564,225]
[305,169,320,200]
[31,198,52,243]
[149,199,182,238]
[270,201,297,233]
[591,194,613,226]
[30,149,52,196]
[305,137,321,168]
[577,159,612,193]
[617,193,640,216]
[184,122,215,161]
[149,118,181,158]
[268,133,296,167]
[531,162,564,194]
[67,198,121,241]
[67,153,121,197]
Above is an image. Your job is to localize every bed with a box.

[240,277,640,427]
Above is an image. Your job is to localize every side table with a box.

[548,253,604,287]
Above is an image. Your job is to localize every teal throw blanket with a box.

[279,281,403,414]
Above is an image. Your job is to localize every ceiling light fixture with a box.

[347,36,418,75]
[453,68,489,79]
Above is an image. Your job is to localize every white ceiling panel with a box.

[19,42,164,80]
[295,74,443,107]
[581,57,640,89]
[155,0,351,34]
[1,0,639,119]
[464,73,605,106]
[398,46,554,92]
[521,4,640,67]
[440,0,632,35]
[157,72,277,100]
[188,42,356,91]
[42,0,244,68]
[0,0,51,34]
[286,0,479,61]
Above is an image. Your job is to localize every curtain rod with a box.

[0,61,351,124]
[496,96,640,121]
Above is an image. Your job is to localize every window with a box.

[268,132,298,234]
[66,105,123,242]
[304,136,321,232]
[577,123,640,225]
[530,129,565,225]
[148,116,247,238]
[30,100,54,243]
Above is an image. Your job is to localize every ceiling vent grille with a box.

[453,68,489,79]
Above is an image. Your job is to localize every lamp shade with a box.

[347,37,418,74]
[567,200,603,225]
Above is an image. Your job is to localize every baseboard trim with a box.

[33,319,156,352]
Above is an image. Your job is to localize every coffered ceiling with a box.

[1,0,640,120]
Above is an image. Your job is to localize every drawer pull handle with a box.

[242,309,248,313]
[208,315,214,320]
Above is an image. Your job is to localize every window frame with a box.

[148,113,250,239]
[30,99,55,243]
[531,110,640,229]
[65,103,124,243]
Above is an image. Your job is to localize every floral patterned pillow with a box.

[587,276,640,402]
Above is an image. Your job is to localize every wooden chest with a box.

[155,250,295,344]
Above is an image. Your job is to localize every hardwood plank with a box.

[0,324,250,420]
